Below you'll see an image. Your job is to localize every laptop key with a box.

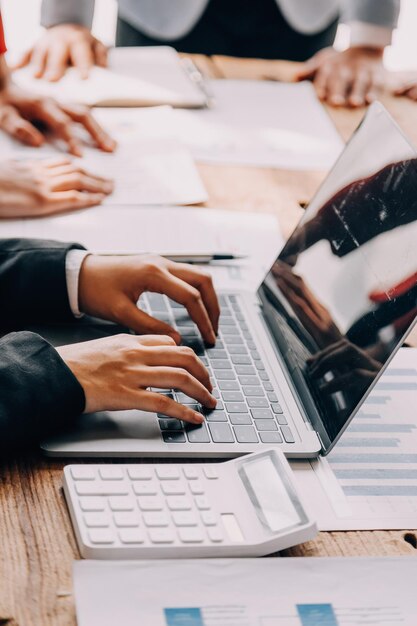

[268,393,279,403]
[234,425,259,443]
[259,371,270,381]
[225,402,248,413]
[263,382,274,392]
[260,431,283,444]
[235,365,257,375]
[159,418,183,431]
[207,350,228,360]
[271,403,284,414]
[186,423,210,443]
[247,398,269,409]
[176,393,197,404]
[162,432,186,443]
[227,346,248,355]
[251,409,273,419]
[213,370,236,380]
[239,376,259,386]
[205,411,228,422]
[208,423,235,443]
[218,380,240,391]
[222,391,244,402]
[276,414,288,425]
[281,425,295,443]
[220,326,240,335]
[223,335,244,345]
[255,361,266,371]
[254,419,278,431]
[212,360,232,370]
[242,386,265,397]
[231,355,252,365]
[229,413,252,425]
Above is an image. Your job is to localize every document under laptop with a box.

[41,102,417,458]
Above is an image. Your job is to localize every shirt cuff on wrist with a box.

[349,21,393,48]
[65,250,91,318]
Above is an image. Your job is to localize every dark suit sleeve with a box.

[0,331,85,453]
[0,238,86,331]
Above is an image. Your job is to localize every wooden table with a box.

[1,57,417,626]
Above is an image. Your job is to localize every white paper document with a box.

[73,557,417,626]
[0,207,282,291]
[291,347,417,530]
[0,107,208,206]
[163,80,344,170]
[12,46,207,108]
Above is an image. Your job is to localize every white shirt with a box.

[65,249,90,317]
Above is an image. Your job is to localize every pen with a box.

[163,253,247,264]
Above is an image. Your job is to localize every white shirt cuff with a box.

[65,250,90,318]
[349,21,393,48]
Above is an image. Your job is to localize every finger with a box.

[137,335,177,347]
[308,342,355,378]
[44,190,106,214]
[136,390,204,425]
[43,41,71,82]
[407,86,417,101]
[48,172,114,194]
[151,270,216,345]
[32,99,83,156]
[296,55,321,81]
[326,68,351,107]
[30,45,48,79]
[38,156,73,169]
[69,40,95,79]
[113,299,181,343]
[143,345,212,391]
[348,70,371,108]
[364,73,384,105]
[12,48,33,69]
[94,40,109,67]
[144,367,216,408]
[169,264,220,334]
[313,66,332,101]
[60,103,116,152]
[0,105,45,147]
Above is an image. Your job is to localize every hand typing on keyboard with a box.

[78,254,220,345]
[57,334,216,423]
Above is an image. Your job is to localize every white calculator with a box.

[63,449,317,559]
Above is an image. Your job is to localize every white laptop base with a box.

[63,449,317,559]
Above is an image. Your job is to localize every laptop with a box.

[41,102,417,458]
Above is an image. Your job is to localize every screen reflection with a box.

[259,107,417,443]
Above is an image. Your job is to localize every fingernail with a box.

[330,95,344,106]
[209,396,217,408]
[194,413,204,424]
[104,182,114,193]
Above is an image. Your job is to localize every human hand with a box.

[393,79,417,102]
[78,254,220,345]
[56,334,216,421]
[0,157,113,217]
[14,24,107,82]
[297,46,385,108]
[0,81,116,155]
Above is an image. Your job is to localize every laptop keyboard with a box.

[138,293,295,445]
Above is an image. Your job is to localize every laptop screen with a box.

[258,103,417,450]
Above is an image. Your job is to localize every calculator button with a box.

[259,431,283,444]
[186,423,210,443]
[84,513,109,528]
[155,466,180,480]
[71,466,95,481]
[172,512,198,527]
[182,467,200,480]
[281,425,296,443]
[229,413,252,425]
[99,466,124,480]
[133,482,158,496]
[127,466,153,480]
[162,431,186,443]
[195,496,211,510]
[208,423,235,443]
[88,529,114,544]
[178,528,205,543]
[108,496,135,511]
[201,511,218,526]
[234,425,259,443]
[149,528,175,544]
[162,482,186,496]
[189,481,205,495]
[75,482,129,496]
[208,527,224,543]
[113,513,140,527]
[137,496,164,511]
[167,497,192,511]
[143,513,169,527]
[254,419,278,431]
[119,529,145,544]
[203,466,219,479]
[79,497,106,512]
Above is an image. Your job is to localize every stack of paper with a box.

[12,46,207,108]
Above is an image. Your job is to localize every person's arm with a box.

[0,238,85,330]
[297,0,400,108]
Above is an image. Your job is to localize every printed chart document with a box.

[163,80,344,170]
[0,207,282,292]
[0,107,208,206]
[291,348,417,530]
[73,557,417,626]
[12,46,207,108]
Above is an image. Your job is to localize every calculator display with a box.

[239,453,304,533]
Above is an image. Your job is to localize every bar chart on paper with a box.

[291,348,417,530]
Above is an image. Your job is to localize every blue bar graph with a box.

[297,604,338,626]
[164,608,204,626]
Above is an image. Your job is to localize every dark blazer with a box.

[0,239,86,453]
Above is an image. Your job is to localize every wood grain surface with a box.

[1,57,417,626]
